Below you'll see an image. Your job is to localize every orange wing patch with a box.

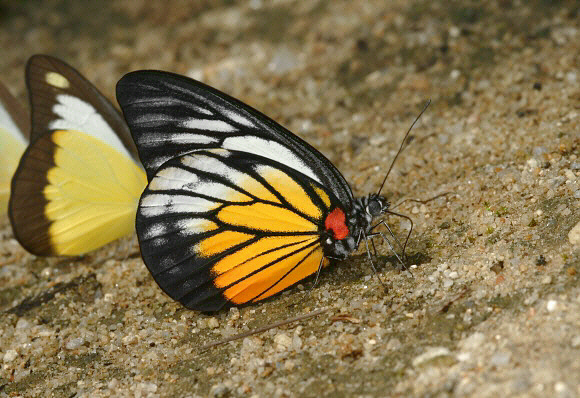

[218,202,316,232]
[212,235,314,281]
[218,246,322,304]
[198,230,255,258]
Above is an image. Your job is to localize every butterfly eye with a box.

[366,200,383,217]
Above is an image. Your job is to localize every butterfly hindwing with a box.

[0,82,28,214]
[116,70,354,206]
[9,55,147,256]
[136,148,334,311]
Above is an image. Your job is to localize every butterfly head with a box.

[364,194,390,218]
[321,194,390,260]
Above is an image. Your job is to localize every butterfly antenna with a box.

[377,99,431,196]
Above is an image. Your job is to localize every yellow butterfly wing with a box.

[0,82,29,214]
[136,149,333,311]
[10,130,145,255]
[9,55,146,255]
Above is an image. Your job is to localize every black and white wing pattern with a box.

[116,71,354,207]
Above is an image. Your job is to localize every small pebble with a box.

[554,381,568,394]
[449,26,460,38]
[387,338,402,350]
[412,347,450,367]
[570,335,580,348]
[292,335,303,351]
[443,279,454,288]
[15,319,30,329]
[461,332,485,350]
[2,349,18,363]
[65,337,85,350]
[273,333,292,351]
[456,352,471,362]
[490,351,511,366]
[122,334,138,346]
[210,383,231,398]
[564,169,576,180]
[207,317,219,329]
[568,222,580,245]
[547,300,557,312]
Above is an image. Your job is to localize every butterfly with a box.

[9,55,147,256]
[117,71,418,312]
[0,81,29,215]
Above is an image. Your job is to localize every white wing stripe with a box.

[140,191,219,217]
[180,154,239,182]
[138,132,218,147]
[148,167,199,191]
[177,218,215,236]
[222,136,321,183]
[135,96,214,115]
[223,108,255,128]
[132,113,182,126]
[142,222,167,239]
[181,118,237,132]
[141,194,217,209]
[49,94,132,158]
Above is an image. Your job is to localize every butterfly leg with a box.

[369,210,414,262]
[361,230,389,292]
[370,236,379,258]
[376,230,411,274]
[372,220,406,264]
[295,255,327,305]
[362,231,383,264]
[383,210,414,261]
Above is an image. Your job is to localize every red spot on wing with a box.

[325,208,349,240]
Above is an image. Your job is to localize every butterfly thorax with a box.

[322,194,390,260]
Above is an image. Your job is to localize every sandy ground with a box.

[0,1,579,397]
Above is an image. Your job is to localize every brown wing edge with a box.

[8,132,57,256]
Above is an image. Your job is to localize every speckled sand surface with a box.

[0,1,579,397]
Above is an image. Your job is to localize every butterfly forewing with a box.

[26,55,138,157]
[9,55,146,256]
[116,71,354,206]
[136,149,333,311]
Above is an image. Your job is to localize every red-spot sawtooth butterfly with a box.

[9,55,146,256]
[116,70,425,311]
[0,80,29,215]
